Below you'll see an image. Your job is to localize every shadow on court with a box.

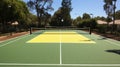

[97,37,107,40]
[91,37,107,41]
[106,49,120,55]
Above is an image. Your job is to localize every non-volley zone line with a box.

[0,63,120,66]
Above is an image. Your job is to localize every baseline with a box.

[0,63,120,66]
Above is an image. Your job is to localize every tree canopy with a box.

[27,0,53,27]
[0,0,29,22]
[0,0,33,33]
[103,0,117,20]
[50,0,72,26]
[82,13,91,19]
[115,10,120,19]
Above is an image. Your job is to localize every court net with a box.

[30,26,91,35]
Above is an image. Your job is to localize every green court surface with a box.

[0,30,120,67]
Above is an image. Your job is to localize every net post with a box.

[89,27,92,35]
[30,27,32,35]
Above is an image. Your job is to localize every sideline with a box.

[0,32,29,43]
[0,34,30,47]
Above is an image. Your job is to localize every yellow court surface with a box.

[27,31,95,43]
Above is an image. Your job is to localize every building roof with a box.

[97,20,107,24]
[97,20,120,25]
[109,20,120,25]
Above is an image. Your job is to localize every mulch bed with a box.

[0,32,29,42]
[93,32,120,41]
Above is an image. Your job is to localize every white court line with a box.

[0,34,30,47]
[59,30,62,64]
[105,40,120,47]
[0,33,29,43]
[0,37,17,43]
[0,63,120,66]
[93,34,120,47]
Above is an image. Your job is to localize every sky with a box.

[24,0,120,19]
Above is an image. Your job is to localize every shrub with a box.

[97,25,107,33]
[77,19,98,29]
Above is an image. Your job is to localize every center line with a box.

[59,30,62,64]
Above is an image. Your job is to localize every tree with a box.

[90,19,98,29]
[27,0,53,27]
[50,0,72,26]
[95,16,106,21]
[77,19,97,28]
[50,8,62,26]
[73,16,82,26]
[0,0,30,33]
[27,13,38,27]
[103,0,113,18]
[115,10,120,19]
[103,0,117,32]
[103,0,113,24]
[61,0,72,26]
[82,13,91,19]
